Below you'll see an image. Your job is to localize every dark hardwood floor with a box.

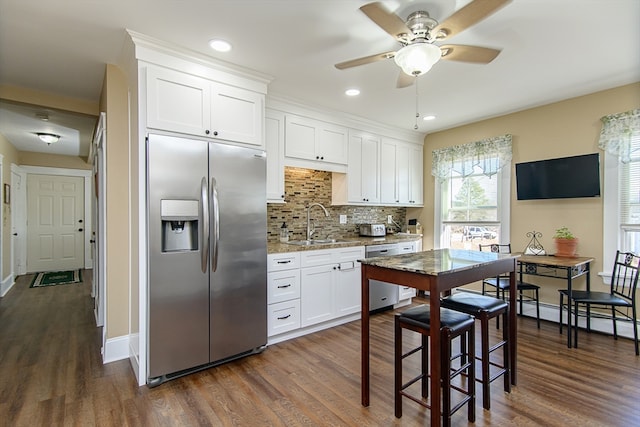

[1,272,639,426]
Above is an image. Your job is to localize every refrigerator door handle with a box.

[200,176,209,273]
[211,177,220,272]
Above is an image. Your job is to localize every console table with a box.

[517,254,595,348]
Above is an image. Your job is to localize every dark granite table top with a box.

[359,248,519,276]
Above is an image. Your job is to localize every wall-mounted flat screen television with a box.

[515,153,601,200]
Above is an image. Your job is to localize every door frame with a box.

[11,164,26,277]
[19,166,93,271]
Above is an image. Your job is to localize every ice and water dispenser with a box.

[160,199,199,252]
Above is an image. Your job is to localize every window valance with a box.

[431,134,512,181]
[598,108,640,164]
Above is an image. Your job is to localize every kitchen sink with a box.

[285,239,353,246]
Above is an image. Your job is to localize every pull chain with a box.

[414,75,420,130]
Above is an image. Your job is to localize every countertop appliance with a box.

[359,223,386,237]
[365,242,415,311]
[147,134,267,386]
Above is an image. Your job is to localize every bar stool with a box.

[441,292,510,411]
[395,305,475,426]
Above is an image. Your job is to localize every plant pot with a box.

[554,238,578,258]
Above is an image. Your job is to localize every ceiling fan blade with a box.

[335,51,396,70]
[360,2,412,41]
[432,0,512,41]
[439,44,501,63]
[396,71,415,88]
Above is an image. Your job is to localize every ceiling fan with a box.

[335,0,512,87]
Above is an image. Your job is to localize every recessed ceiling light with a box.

[345,88,360,96]
[423,115,436,121]
[209,39,231,52]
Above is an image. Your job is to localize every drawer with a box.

[399,285,416,300]
[300,249,334,267]
[268,252,300,272]
[268,299,301,336]
[268,269,301,304]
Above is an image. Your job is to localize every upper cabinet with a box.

[284,114,348,172]
[146,66,264,147]
[380,138,423,206]
[332,130,380,205]
[265,109,285,203]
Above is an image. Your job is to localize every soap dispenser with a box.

[279,222,289,243]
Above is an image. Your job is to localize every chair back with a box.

[479,243,511,254]
[611,251,640,302]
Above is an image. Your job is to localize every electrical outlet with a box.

[340,214,347,224]
[387,215,393,224]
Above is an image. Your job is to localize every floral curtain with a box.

[431,134,512,181]
[598,108,640,163]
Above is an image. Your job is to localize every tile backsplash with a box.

[267,167,406,242]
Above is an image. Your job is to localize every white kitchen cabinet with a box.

[332,130,380,205]
[267,252,301,336]
[284,114,348,168]
[380,138,423,206]
[265,110,285,203]
[146,66,263,147]
[300,246,364,328]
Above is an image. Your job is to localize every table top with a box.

[516,253,595,267]
[359,248,519,276]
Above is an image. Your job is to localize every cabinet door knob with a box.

[320,156,324,160]
[213,131,219,136]
[205,130,210,135]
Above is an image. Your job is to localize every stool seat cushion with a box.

[398,304,474,333]
[441,292,508,316]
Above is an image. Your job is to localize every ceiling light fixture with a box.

[36,132,60,144]
[394,42,441,76]
[345,88,360,96]
[423,115,436,121]
[208,39,232,52]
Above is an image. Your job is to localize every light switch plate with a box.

[340,214,347,224]
[387,215,393,224]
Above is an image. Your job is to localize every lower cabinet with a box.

[267,246,365,343]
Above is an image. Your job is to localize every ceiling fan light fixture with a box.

[394,42,441,76]
[36,132,60,144]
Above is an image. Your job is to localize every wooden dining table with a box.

[359,248,519,427]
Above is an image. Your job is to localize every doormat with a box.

[30,270,82,288]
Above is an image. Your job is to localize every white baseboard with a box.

[1,273,15,297]
[103,335,130,364]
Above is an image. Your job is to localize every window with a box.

[601,109,640,277]
[433,135,512,249]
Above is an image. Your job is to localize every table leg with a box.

[509,269,517,385]
[430,292,442,427]
[361,268,370,406]
[567,272,573,348]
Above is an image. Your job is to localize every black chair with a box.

[441,292,510,410]
[559,250,639,355]
[395,305,475,426]
[479,243,541,328]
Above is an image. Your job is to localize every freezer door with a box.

[147,134,210,379]
[209,142,267,362]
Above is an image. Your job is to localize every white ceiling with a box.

[0,0,639,156]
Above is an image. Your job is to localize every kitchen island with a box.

[359,249,519,427]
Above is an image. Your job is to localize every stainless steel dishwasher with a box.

[365,242,415,311]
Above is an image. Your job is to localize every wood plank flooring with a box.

[1,272,639,426]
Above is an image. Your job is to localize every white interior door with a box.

[27,174,85,272]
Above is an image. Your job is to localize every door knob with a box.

[12,233,17,236]
[90,239,95,243]
[78,228,84,232]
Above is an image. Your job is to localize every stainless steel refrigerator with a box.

[146,133,267,386]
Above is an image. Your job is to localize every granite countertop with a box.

[267,234,423,254]
[359,248,519,276]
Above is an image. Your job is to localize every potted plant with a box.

[553,226,578,257]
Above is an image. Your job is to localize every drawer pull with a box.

[277,260,292,264]
[277,314,291,320]
[277,284,292,288]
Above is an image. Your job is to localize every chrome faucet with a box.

[306,202,329,240]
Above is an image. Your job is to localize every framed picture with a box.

[4,183,9,205]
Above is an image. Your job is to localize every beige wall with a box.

[0,133,19,279]
[19,151,91,170]
[100,64,131,340]
[418,82,640,303]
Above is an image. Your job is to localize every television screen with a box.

[515,153,601,200]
